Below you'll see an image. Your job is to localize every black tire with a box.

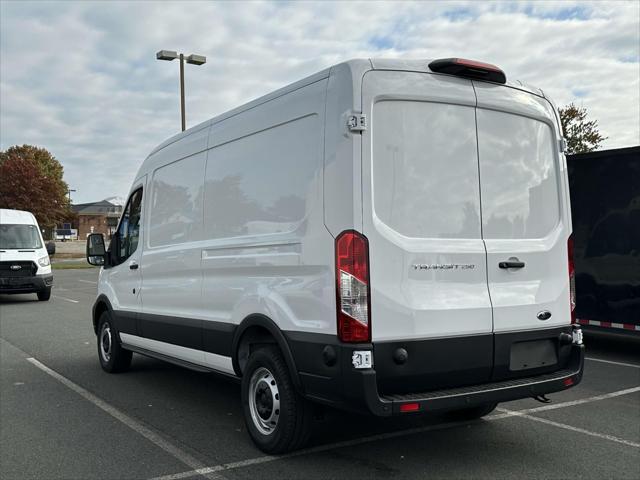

[445,403,497,421]
[37,288,51,301]
[241,346,312,454]
[97,311,132,373]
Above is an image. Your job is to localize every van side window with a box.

[148,153,205,247]
[203,115,319,239]
[115,188,143,262]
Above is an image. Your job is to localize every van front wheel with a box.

[241,346,311,454]
[37,288,51,301]
[97,311,132,373]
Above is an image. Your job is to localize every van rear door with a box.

[474,82,572,378]
[361,71,494,392]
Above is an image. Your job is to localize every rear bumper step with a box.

[360,344,584,416]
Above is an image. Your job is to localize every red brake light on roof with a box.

[568,235,576,324]
[335,230,371,343]
[428,58,507,84]
[453,58,501,71]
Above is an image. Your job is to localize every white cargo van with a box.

[86,58,585,454]
[1,209,54,300]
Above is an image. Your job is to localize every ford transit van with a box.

[86,58,585,453]
[1,209,54,300]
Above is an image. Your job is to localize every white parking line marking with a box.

[586,356,640,369]
[501,386,640,415]
[77,279,98,285]
[52,295,79,304]
[498,408,640,448]
[150,384,640,480]
[25,357,226,480]
[147,418,477,480]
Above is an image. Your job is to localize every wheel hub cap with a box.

[248,367,280,435]
[100,324,112,362]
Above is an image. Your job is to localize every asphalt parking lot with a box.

[1,269,639,480]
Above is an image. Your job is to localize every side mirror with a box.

[86,233,106,266]
[46,241,56,255]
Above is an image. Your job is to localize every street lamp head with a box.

[186,54,206,65]
[156,50,178,61]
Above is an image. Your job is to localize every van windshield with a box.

[0,224,42,249]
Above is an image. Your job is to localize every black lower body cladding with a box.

[102,307,584,417]
[286,326,584,415]
[374,334,494,395]
[111,311,235,356]
[373,326,575,395]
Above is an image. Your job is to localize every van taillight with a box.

[568,235,576,324]
[335,230,370,343]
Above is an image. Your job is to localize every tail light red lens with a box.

[568,235,576,324]
[335,230,371,343]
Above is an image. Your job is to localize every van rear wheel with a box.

[241,346,311,454]
[97,311,132,373]
[445,403,497,421]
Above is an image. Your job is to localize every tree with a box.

[0,145,71,236]
[559,103,607,155]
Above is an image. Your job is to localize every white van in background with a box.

[86,58,585,454]
[0,209,54,300]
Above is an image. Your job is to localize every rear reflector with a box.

[336,230,371,343]
[400,402,421,413]
[563,377,574,387]
[429,58,507,84]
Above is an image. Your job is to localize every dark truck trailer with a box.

[567,146,640,334]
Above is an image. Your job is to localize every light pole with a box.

[156,50,206,131]
[67,188,76,206]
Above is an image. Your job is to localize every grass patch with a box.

[52,261,97,270]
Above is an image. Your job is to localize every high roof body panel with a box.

[142,57,546,168]
[0,209,38,225]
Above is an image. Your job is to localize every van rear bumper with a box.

[288,328,585,416]
[361,343,584,416]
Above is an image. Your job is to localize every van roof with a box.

[0,208,38,225]
[369,58,545,97]
[147,62,339,157]
[148,58,545,158]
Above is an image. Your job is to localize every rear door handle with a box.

[499,260,525,269]
[129,261,139,270]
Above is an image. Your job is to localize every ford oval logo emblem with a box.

[537,310,552,321]
[10,265,22,271]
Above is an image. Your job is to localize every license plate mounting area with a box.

[509,339,557,371]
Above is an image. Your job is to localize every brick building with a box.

[71,200,122,239]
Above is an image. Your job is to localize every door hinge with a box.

[347,113,367,133]
[559,137,567,153]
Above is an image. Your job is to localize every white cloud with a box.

[1,0,638,203]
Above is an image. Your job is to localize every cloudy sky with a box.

[1,0,638,203]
